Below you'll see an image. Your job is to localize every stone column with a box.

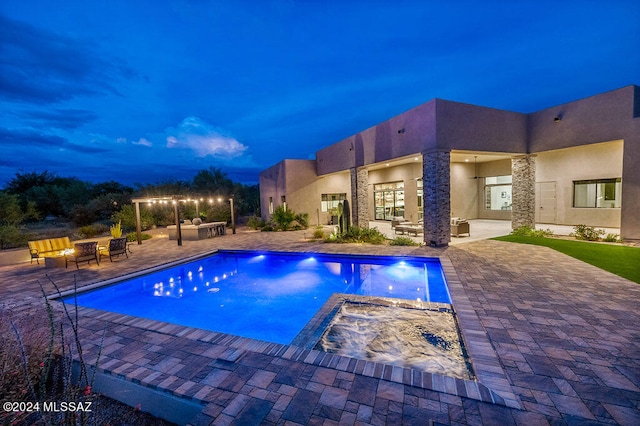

[511,155,536,229]
[422,150,451,246]
[350,167,369,228]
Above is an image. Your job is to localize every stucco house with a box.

[259,85,640,245]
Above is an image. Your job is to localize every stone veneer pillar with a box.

[350,167,369,228]
[422,150,451,246]
[511,155,536,229]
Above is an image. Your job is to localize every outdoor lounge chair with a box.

[395,223,424,236]
[65,241,99,269]
[451,218,470,237]
[99,237,128,262]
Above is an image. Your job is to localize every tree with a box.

[192,167,233,195]
[4,171,57,194]
[0,193,24,226]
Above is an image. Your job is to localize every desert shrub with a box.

[0,225,28,250]
[0,281,98,426]
[70,204,97,226]
[511,226,553,238]
[294,212,309,228]
[246,215,265,230]
[271,205,296,230]
[261,224,275,232]
[110,221,123,238]
[572,224,605,241]
[312,226,325,239]
[603,233,620,242]
[126,232,152,242]
[326,226,386,244]
[78,225,96,238]
[390,236,420,246]
[0,308,59,407]
[77,223,109,239]
[112,204,154,231]
[203,203,231,223]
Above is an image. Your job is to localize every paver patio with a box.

[1,227,638,425]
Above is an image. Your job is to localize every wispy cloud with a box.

[165,117,247,158]
[133,137,152,147]
[16,108,98,129]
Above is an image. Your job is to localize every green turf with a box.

[492,235,640,284]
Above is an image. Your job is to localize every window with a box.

[374,181,405,220]
[573,178,621,208]
[321,193,347,212]
[281,195,286,210]
[269,197,273,214]
[484,175,512,211]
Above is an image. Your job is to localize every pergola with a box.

[131,195,235,246]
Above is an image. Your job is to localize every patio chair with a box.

[99,237,128,262]
[451,218,470,237]
[65,242,99,269]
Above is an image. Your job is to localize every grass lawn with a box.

[492,235,640,284]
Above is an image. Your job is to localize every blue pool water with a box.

[64,250,450,345]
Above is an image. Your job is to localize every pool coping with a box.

[51,249,521,423]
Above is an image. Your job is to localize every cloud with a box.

[16,108,98,129]
[133,138,152,147]
[0,126,68,148]
[165,117,247,158]
[0,14,135,105]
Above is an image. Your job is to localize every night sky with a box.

[1,1,638,186]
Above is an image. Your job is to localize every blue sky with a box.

[1,1,638,186]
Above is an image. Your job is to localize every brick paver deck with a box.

[1,228,638,425]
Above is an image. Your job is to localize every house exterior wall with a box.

[450,162,478,220]
[477,159,513,220]
[316,101,437,175]
[435,99,528,153]
[529,86,639,239]
[367,162,422,224]
[260,85,640,241]
[259,159,318,222]
[535,141,623,228]
[314,172,352,225]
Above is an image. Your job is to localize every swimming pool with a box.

[63,250,450,345]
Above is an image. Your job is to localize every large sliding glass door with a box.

[374,182,404,220]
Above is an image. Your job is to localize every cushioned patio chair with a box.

[99,237,128,262]
[451,218,470,237]
[65,241,99,269]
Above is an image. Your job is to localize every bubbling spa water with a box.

[317,302,473,380]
